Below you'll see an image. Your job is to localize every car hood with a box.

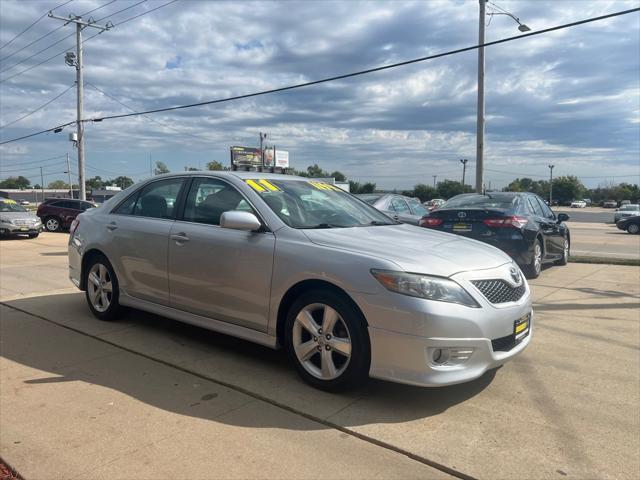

[0,212,40,221]
[303,224,512,277]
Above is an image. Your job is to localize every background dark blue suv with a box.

[420,192,570,278]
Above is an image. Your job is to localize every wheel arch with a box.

[79,248,108,290]
[275,279,368,348]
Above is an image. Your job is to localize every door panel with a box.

[534,196,564,257]
[168,177,275,332]
[168,223,275,331]
[106,177,186,305]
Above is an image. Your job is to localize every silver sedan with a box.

[68,172,532,390]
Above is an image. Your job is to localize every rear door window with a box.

[527,197,544,217]
[536,197,555,219]
[390,197,410,214]
[112,178,185,219]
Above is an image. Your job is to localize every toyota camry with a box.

[68,172,532,391]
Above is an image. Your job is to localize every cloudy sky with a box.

[0,0,639,190]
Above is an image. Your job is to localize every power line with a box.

[0,153,67,167]
[86,81,215,140]
[0,84,75,129]
[0,1,116,66]
[0,0,73,52]
[0,0,177,84]
[1,6,639,145]
[1,160,67,174]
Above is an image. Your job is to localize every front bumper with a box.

[0,223,42,235]
[353,263,533,387]
[368,316,532,387]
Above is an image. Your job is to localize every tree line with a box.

[2,161,638,204]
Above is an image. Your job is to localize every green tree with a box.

[436,180,470,199]
[0,176,31,189]
[206,161,227,171]
[305,164,328,178]
[154,161,170,175]
[48,180,69,189]
[349,181,376,194]
[86,176,104,190]
[552,176,584,204]
[330,171,347,182]
[413,184,438,202]
[105,176,134,189]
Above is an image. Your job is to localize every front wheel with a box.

[555,237,569,265]
[628,223,639,234]
[84,255,124,321]
[285,289,370,391]
[523,239,543,279]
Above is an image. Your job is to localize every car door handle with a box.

[393,215,399,220]
[106,222,117,231]
[171,233,190,243]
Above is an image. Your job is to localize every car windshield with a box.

[442,195,516,210]
[408,200,428,216]
[246,179,395,228]
[0,200,27,213]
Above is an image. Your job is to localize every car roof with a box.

[153,171,309,182]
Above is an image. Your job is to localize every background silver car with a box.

[614,204,640,223]
[355,193,429,225]
[0,199,42,238]
[68,172,532,390]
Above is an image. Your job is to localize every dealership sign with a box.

[230,146,262,168]
[263,148,290,168]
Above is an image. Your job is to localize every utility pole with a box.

[460,158,468,187]
[433,175,437,188]
[259,132,267,170]
[548,164,555,205]
[48,12,111,200]
[149,152,153,177]
[40,167,44,204]
[65,153,73,199]
[475,0,486,194]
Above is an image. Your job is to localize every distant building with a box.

[90,186,122,203]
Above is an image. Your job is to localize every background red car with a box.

[36,198,96,232]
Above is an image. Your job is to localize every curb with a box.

[569,256,640,266]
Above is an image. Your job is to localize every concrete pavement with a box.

[568,222,640,259]
[1,233,639,479]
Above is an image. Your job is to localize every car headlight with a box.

[371,270,479,308]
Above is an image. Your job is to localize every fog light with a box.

[430,347,474,367]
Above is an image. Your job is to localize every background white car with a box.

[570,200,587,208]
[614,204,640,222]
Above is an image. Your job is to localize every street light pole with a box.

[66,153,73,199]
[548,164,555,205]
[460,158,468,187]
[475,1,530,194]
[475,0,486,194]
[433,175,437,188]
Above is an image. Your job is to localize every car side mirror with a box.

[220,211,262,231]
[557,213,569,223]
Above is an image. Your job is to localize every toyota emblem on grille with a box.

[457,212,467,218]
[509,267,521,284]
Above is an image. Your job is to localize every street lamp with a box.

[548,164,555,205]
[460,158,468,187]
[475,0,531,193]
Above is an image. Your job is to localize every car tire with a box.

[28,233,39,238]
[555,237,569,266]
[628,223,639,234]
[284,288,370,391]
[84,254,124,321]
[44,216,61,232]
[523,239,543,279]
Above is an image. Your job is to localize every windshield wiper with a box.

[367,220,397,226]
[305,223,347,229]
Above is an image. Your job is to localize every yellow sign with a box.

[307,181,341,191]
[245,179,281,193]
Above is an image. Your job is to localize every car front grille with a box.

[471,279,526,304]
[13,219,35,226]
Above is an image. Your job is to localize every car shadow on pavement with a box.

[2,293,497,430]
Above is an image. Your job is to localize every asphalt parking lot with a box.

[1,233,639,479]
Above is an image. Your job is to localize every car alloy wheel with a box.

[87,263,113,313]
[533,242,542,275]
[628,223,639,234]
[292,303,352,381]
[45,217,60,232]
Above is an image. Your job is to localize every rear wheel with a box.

[524,239,543,279]
[285,289,370,391]
[44,216,61,232]
[628,223,639,234]
[84,255,124,321]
